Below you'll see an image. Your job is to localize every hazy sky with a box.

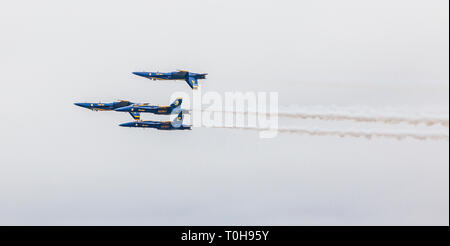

[0,0,448,225]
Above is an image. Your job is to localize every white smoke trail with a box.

[277,112,449,127]
[196,108,449,127]
[207,126,449,141]
[279,105,449,127]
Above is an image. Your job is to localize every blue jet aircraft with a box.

[132,70,207,89]
[115,98,184,115]
[74,100,141,120]
[119,111,192,130]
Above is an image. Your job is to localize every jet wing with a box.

[186,76,198,89]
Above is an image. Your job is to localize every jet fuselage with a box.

[119,121,192,130]
[74,101,133,111]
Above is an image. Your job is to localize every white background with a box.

[0,0,448,225]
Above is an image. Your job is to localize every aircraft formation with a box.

[74,70,206,130]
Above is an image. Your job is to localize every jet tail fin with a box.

[129,112,141,121]
[185,76,198,89]
[170,98,182,109]
[172,111,183,127]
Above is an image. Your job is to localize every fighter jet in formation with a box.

[132,70,207,89]
[74,100,133,111]
[114,98,184,115]
[74,100,142,120]
[119,111,192,130]
[74,98,188,123]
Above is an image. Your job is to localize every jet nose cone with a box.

[133,72,149,77]
[74,102,90,109]
[119,122,135,127]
